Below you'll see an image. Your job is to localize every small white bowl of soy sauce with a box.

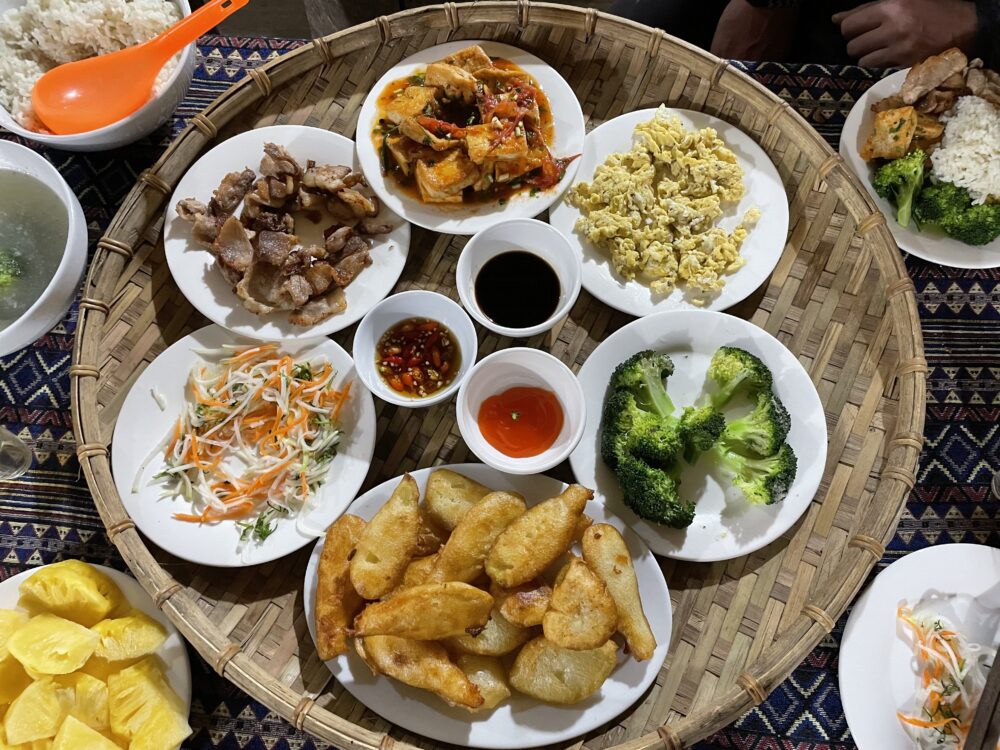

[456,218,582,338]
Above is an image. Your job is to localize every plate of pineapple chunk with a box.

[0,560,192,749]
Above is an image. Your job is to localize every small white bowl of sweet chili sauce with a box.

[456,348,585,474]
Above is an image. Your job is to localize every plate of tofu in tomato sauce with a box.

[355,41,586,236]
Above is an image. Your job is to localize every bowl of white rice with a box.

[0,0,195,151]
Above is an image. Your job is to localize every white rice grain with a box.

[0,0,181,130]
[930,95,1000,205]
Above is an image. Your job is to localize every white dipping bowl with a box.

[354,290,478,408]
[0,141,87,357]
[0,0,195,151]
[456,218,582,338]
[456,348,586,475]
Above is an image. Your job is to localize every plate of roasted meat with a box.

[165,125,410,340]
[356,41,585,235]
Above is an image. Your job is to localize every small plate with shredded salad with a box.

[840,544,1000,749]
[111,324,377,567]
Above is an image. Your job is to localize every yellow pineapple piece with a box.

[52,716,119,750]
[106,657,184,740]
[53,673,108,732]
[0,658,31,705]
[4,680,65,744]
[18,562,125,627]
[7,614,98,675]
[0,611,27,661]
[128,703,192,750]
[91,612,166,662]
[78,656,140,682]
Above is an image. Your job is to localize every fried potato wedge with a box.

[457,655,511,710]
[509,637,618,705]
[497,580,552,628]
[350,475,420,599]
[573,514,594,544]
[401,554,439,589]
[352,582,493,639]
[485,485,592,588]
[446,599,533,656]
[542,557,617,650]
[582,524,657,660]
[356,635,483,710]
[414,511,449,557]
[427,491,526,584]
[424,469,492,531]
[315,514,367,659]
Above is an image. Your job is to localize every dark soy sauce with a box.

[474,251,561,329]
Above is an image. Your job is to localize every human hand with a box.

[832,0,978,67]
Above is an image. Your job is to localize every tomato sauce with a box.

[477,387,564,458]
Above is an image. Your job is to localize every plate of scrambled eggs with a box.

[550,106,789,316]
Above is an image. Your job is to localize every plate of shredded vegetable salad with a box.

[111,324,377,567]
[840,544,1000,749]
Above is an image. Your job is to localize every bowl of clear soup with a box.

[0,141,87,357]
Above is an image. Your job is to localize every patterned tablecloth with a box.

[0,35,996,750]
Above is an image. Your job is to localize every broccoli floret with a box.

[601,389,682,469]
[608,350,675,418]
[912,181,1000,246]
[872,150,925,227]
[679,405,725,462]
[721,391,791,457]
[940,202,1000,246]
[616,453,695,528]
[913,181,969,225]
[714,442,798,506]
[706,346,773,409]
[0,250,21,287]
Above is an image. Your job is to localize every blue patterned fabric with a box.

[0,41,996,750]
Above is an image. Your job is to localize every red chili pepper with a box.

[401,373,414,389]
[408,356,422,367]
[419,321,439,331]
[383,355,404,366]
[388,376,404,391]
[425,331,440,349]
[432,349,442,368]
[441,361,450,374]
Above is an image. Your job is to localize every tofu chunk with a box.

[441,45,493,73]
[860,106,918,161]
[383,85,439,124]
[415,151,480,203]
[386,135,435,176]
[495,156,541,184]
[465,122,529,164]
[425,62,478,103]
[399,117,462,152]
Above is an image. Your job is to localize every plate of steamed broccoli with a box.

[840,68,1000,270]
[569,309,827,561]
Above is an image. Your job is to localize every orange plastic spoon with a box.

[32,0,249,135]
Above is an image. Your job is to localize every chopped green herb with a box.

[408,73,426,85]
[530,187,540,197]
[236,504,288,544]
[292,363,313,381]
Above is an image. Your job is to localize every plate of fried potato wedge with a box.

[302,464,670,749]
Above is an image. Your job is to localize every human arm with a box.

[710,0,799,60]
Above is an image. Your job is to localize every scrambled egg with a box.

[569,106,760,300]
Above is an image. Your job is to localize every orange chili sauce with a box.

[477,386,564,458]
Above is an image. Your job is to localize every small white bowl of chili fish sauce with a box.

[354,289,478,408]
[456,218,582,338]
[456,348,586,474]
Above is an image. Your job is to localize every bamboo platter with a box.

[70,3,927,748]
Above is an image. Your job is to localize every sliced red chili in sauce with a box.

[376,318,460,398]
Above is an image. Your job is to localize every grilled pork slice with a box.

[900,47,968,104]
[290,288,347,326]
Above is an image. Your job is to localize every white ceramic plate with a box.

[164,125,410,341]
[568,309,827,561]
[840,69,1000,269]
[111,324,377,567]
[840,544,1000,749]
[303,463,671,749]
[355,40,585,236]
[549,108,789,316]
[0,563,192,711]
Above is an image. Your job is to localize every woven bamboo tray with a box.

[70,3,927,748]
